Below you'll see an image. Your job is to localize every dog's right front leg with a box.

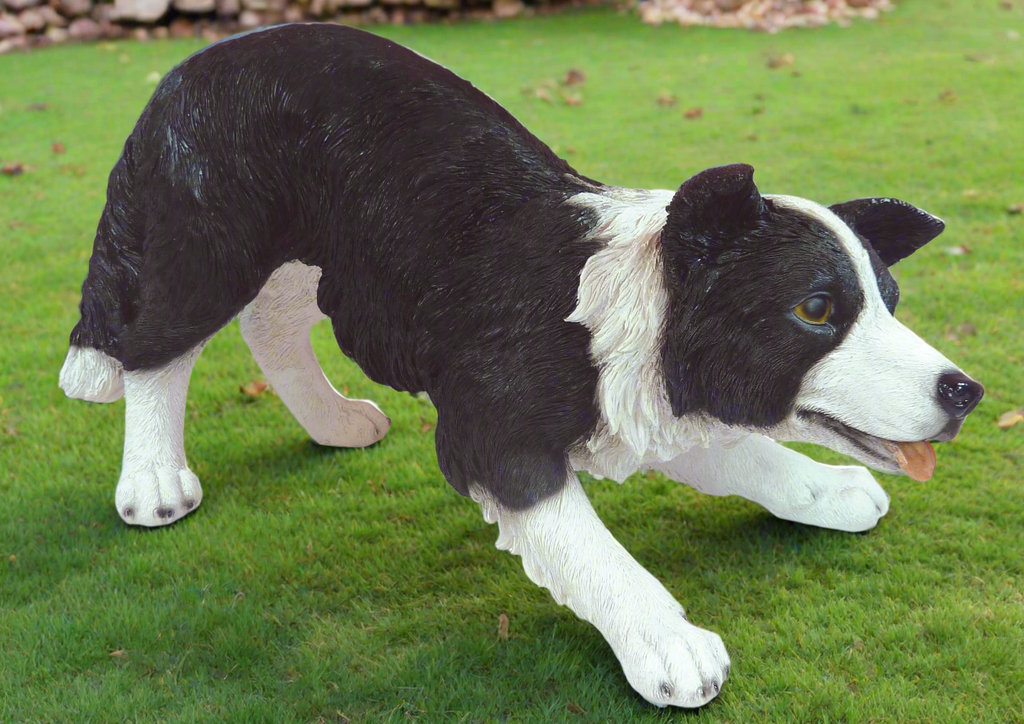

[471,476,729,708]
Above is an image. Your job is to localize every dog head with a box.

[659,163,983,479]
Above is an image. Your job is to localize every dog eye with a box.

[794,295,833,325]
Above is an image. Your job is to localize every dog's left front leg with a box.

[472,476,730,708]
[647,433,890,532]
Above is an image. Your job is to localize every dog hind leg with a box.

[238,262,389,448]
[648,433,890,532]
[116,343,205,527]
[473,475,730,709]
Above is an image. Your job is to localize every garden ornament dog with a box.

[59,24,985,708]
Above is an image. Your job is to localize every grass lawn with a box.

[2,1,1023,721]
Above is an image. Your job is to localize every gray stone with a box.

[3,0,41,12]
[38,5,67,26]
[0,13,25,36]
[67,15,99,38]
[111,0,169,23]
[214,0,239,16]
[54,0,93,18]
[172,0,214,13]
[237,7,261,25]
[17,7,44,28]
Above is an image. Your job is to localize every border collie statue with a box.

[59,24,984,708]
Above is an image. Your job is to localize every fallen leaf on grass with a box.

[27,102,48,111]
[110,649,127,658]
[656,92,677,107]
[535,88,553,103]
[240,380,268,397]
[943,244,972,256]
[562,68,586,87]
[962,189,981,197]
[52,142,66,154]
[562,92,583,107]
[997,409,1024,428]
[1009,30,1021,40]
[2,163,25,176]
[684,107,704,119]
[567,702,586,715]
[565,146,577,155]
[938,88,957,102]
[420,420,434,433]
[497,613,509,640]
[342,384,349,395]
[8,555,15,563]
[145,71,162,84]
[765,51,794,69]
[1007,203,1024,215]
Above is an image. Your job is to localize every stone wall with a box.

[0,0,893,53]
[0,0,574,51]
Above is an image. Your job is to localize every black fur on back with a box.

[69,23,603,509]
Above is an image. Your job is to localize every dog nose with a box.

[937,372,984,418]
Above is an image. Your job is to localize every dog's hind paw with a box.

[308,398,390,449]
[614,614,730,709]
[115,463,202,527]
[772,465,889,533]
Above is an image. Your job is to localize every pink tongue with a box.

[884,440,936,481]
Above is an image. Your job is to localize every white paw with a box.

[309,398,390,448]
[115,464,202,527]
[772,465,889,533]
[610,611,730,708]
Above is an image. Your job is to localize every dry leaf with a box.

[8,555,15,563]
[342,384,350,395]
[497,613,509,640]
[146,71,162,84]
[997,409,1024,428]
[567,702,586,715]
[52,142,66,155]
[240,380,269,397]
[956,323,977,336]
[938,88,957,102]
[2,163,25,176]
[562,92,583,107]
[110,649,127,658]
[535,88,552,103]
[420,420,434,433]
[565,146,577,155]
[27,102,48,111]
[943,244,972,256]
[1007,203,1024,215]
[562,68,586,87]
[766,52,794,69]
[962,189,980,197]
[684,107,704,119]
[656,92,677,107]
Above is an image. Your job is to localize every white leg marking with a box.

[473,477,730,708]
[649,433,890,533]
[59,346,124,403]
[238,262,389,448]
[116,345,204,527]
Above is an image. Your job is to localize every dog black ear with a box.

[662,163,765,266]
[829,197,944,267]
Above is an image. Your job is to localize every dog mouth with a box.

[797,410,937,481]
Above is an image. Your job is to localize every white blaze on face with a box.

[767,195,958,444]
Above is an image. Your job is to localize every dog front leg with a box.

[648,433,890,532]
[472,476,729,708]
